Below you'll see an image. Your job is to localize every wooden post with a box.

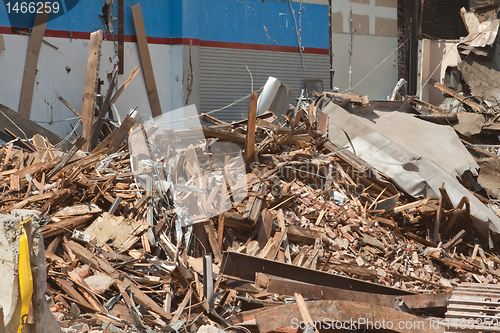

[132,4,162,118]
[18,12,49,118]
[245,93,258,173]
[118,0,124,74]
[81,30,103,152]
[294,293,320,333]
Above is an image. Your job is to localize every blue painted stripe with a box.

[0,0,329,49]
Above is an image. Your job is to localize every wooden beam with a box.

[18,11,49,118]
[118,0,124,74]
[131,4,162,118]
[91,65,118,149]
[46,136,86,180]
[111,67,140,104]
[294,293,320,333]
[245,93,258,172]
[202,126,246,143]
[81,30,103,152]
[433,82,482,113]
[105,113,137,154]
[57,96,81,117]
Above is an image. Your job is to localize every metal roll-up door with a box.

[199,46,330,123]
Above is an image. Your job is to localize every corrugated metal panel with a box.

[199,47,330,123]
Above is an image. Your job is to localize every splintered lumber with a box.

[394,198,430,213]
[111,67,140,104]
[255,300,444,333]
[91,65,119,149]
[18,11,49,118]
[46,136,86,180]
[131,3,162,118]
[0,103,73,151]
[245,93,258,172]
[294,293,320,333]
[58,96,81,117]
[81,30,103,152]
[202,126,246,143]
[42,214,93,238]
[220,251,412,295]
[104,113,137,154]
[84,212,149,252]
[257,208,273,249]
[117,283,147,332]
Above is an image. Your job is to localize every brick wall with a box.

[397,0,406,79]
[422,0,469,39]
[398,0,469,80]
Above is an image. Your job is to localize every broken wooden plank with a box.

[46,136,86,180]
[105,113,137,154]
[443,229,466,250]
[84,212,149,252]
[245,93,258,172]
[294,293,320,333]
[433,82,482,113]
[18,11,49,118]
[81,30,103,152]
[131,4,162,118]
[0,103,73,152]
[202,126,246,144]
[394,198,430,213]
[91,64,118,149]
[110,67,140,104]
[257,208,273,250]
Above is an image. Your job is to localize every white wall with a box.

[329,0,399,99]
[419,39,460,105]
[331,33,398,99]
[0,34,184,138]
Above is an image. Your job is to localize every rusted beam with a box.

[255,300,444,333]
[265,276,449,310]
[220,251,412,295]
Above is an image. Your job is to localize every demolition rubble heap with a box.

[2,84,500,332]
[5,4,500,333]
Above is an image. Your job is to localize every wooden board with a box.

[84,212,149,252]
[81,30,103,152]
[131,4,162,118]
[118,0,124,74]
[18,11,49,118]
[245,93,258,172]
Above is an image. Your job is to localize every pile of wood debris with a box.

[1,90,500,333]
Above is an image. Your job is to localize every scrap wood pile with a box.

[1,90,500,332]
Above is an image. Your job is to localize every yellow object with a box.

[17,222,33,333]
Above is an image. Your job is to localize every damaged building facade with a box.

[4,0,500,332]
[0,0,406,135]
